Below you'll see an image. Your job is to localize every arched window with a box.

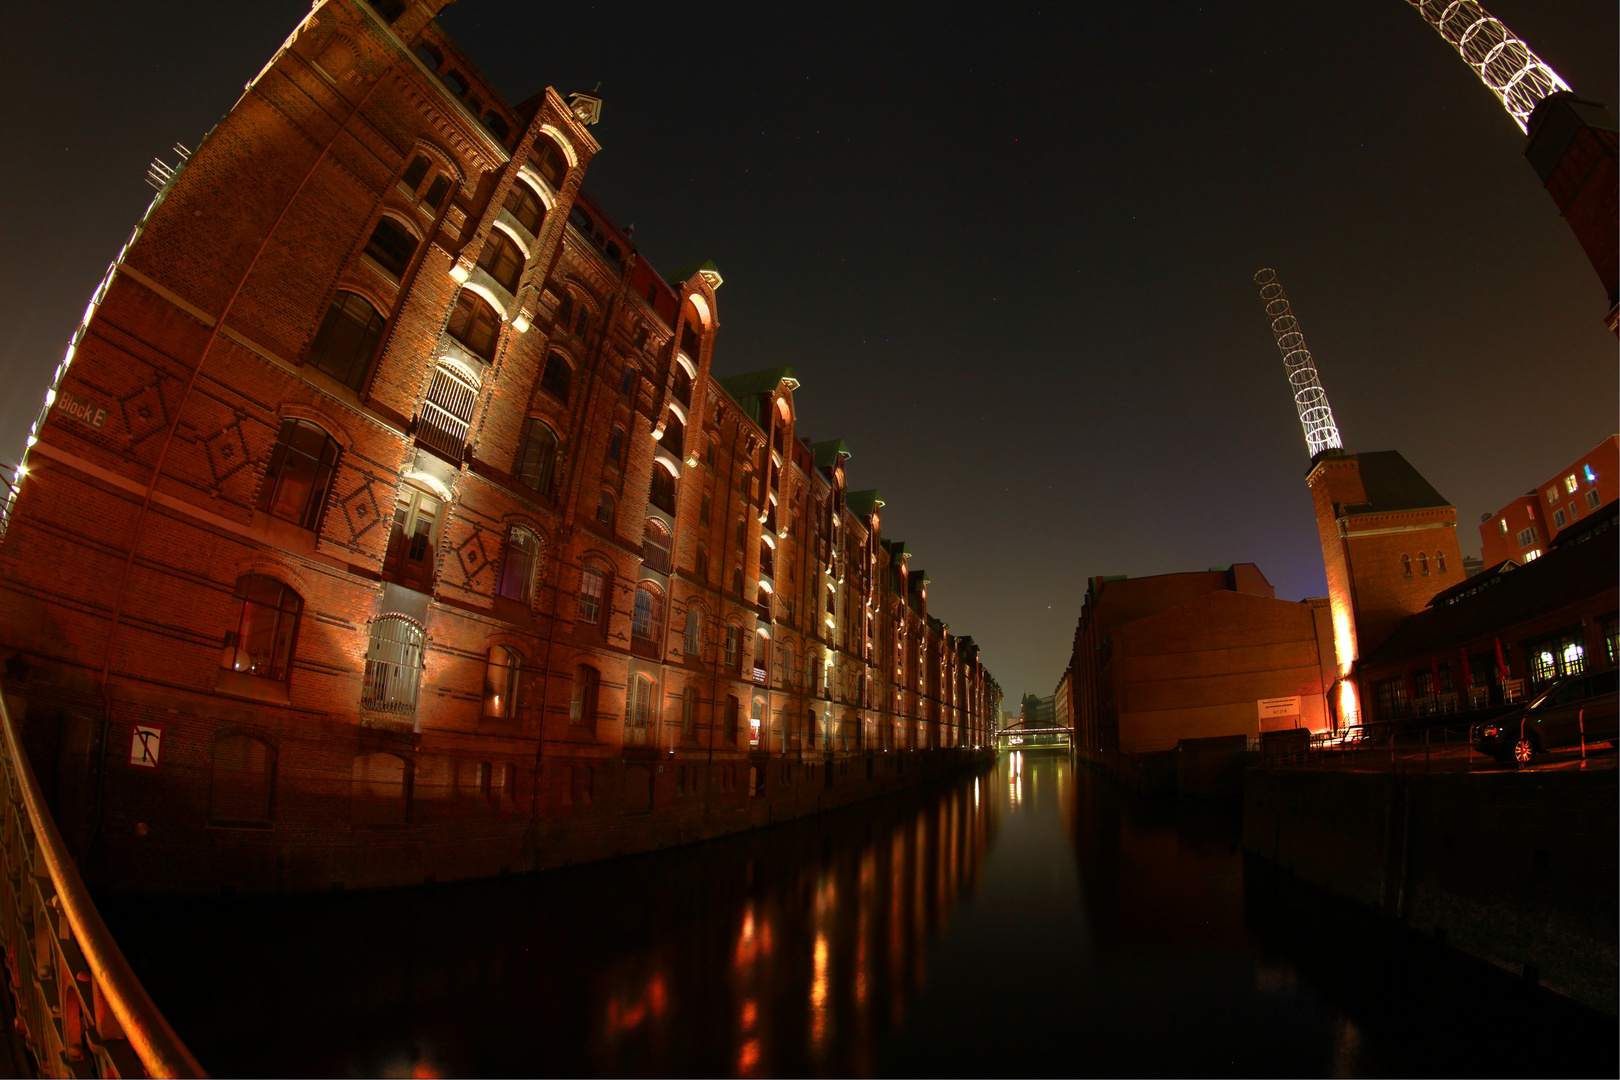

[684,605,703,656]
[482,111,510,144]
[681,685,697,737]
[497,527,541,602]
[1437,551,1447,574]
[643,518,672,573]
[557,292,575,328]
[441,69,468,97]
[364,217,417,278]
[402,154,431,190]
[663,413,685,456]
[413,42,441,68]
[740,468,753,501]
[448,288,501,360]
[362,615,424,715]
[759,541,775,579]
[577,566,606,626]
[530,136,568,187]
[351,752,409,826]
[515,419,558,496]
[256,419,339,531]
[541,351,573,402]
[307,291,384,390]
[735,517,746,551]
[419,361,479,457]
[1418,552,1430,577]
[672,365,693,406]
[568,204,594,240]
[781,640,794,687]
[649,465,676,515]
[595,491,616,530]
[569,664,599,727]
[695,543,709,581]
[422,174,451,211]
[210,735,275,826]
[1401,554,1412,578]
[503,181,545,235]
[476,230,525,293]
[221,575,302,683]
[631,583,664,644]
[483,646,521,719]
[607,426,625,465]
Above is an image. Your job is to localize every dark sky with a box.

[2,1,1615,703]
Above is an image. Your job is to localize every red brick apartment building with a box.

[1479,435,1618,568]
[0,0,999,894]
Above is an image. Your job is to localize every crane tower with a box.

[1253,269,1343,460]
[1402,1,1571,134]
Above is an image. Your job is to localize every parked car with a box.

[1474,668,1619,765]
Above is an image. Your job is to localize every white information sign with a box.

[129,724,162,769]
[1257,696,1301,720]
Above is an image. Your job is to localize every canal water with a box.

[103,752,1614,1077]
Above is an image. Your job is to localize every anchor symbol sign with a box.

[129,724,162,770]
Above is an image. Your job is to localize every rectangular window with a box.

[419,363,479,458]
[382,488,440,593]
[1516,526,1538,549]
[1565,474,1579,494]
[1587,488,1602,510]
[422,174,450,210]
[1554,509,1567,529]
[364,217,417,278]
[1604,616,1619,666]
[1498,518,1508,535]
[1545,487,1560,505]
[577,569,604,625]
[1522,627,1585,686]
[725,625,740,669]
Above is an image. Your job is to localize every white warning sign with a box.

[129,724,162,769]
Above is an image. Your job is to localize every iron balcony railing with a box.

[0,693,206,1077]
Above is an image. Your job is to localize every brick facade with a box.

[0,0,998,894]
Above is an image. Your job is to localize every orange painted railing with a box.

[0,694,205,1077]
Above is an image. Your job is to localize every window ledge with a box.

[214,669,291,706]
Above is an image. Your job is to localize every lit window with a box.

[1545,486,1560,505]
[1588,489,1603,510]
[482,646,521,719]
[221,575,302,682]
[1523,548,1541,562]
[577,567,605,625]
[1565,474,1579,494]
[625,674,655,730]
[1498,518,1509,535]
[256,419,339,531]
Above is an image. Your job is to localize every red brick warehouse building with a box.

[0,0,1001,894]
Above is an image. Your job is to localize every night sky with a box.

[2,1,1614,703]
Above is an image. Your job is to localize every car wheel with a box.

[1511,733,1536,767]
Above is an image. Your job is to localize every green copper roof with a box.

[717,367,799,425]
[668,259,723,289]
[846,489,884,518]
[812,439,852,468]
[909,569,930,589]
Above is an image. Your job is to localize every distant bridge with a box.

[995,727,1073,751]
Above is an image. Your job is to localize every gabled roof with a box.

[717,367,799,425]
[885,540,911,564]
[1427,559,1517,608]
[1345,451,1451,515]
[846,489,884,518]
[668,259,723,289]
[910,569,930,590]
[812,439,852,468]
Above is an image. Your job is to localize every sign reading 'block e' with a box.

[129,724,162,769]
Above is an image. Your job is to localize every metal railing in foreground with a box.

[0,694,205,1077]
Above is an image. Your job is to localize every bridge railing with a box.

[0,693,205,1077]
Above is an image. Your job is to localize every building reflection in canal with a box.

[102,750,1613,1077]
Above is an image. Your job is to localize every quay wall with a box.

[1243,766,1617,1014]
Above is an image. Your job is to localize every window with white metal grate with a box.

[419,363,479,458]
[362,615,425,715]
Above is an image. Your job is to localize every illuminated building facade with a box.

[1066,565,1337,792]
[1479,435,1618,567]
[0,0,998,893]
